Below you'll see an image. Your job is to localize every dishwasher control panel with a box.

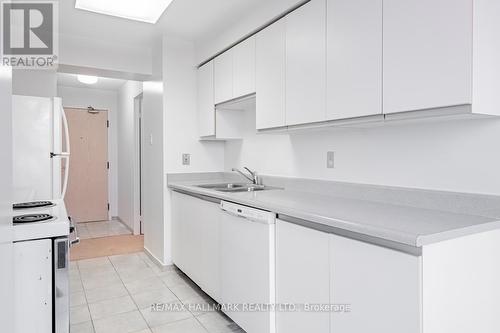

[220,201,276,224]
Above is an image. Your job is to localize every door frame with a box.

[63,106,110,222]
[133,94,143,235]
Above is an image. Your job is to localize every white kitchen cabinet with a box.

[326,0,382,120]
[330,234,421,333]
[171,191,220,300]
[214,51,233,104]
[276,220,330,333]
[285,0,326,126]
[383,0,472,114]
[214,38,256,105]
[198,199,221,300]
[256,20,286,130]
[233,37,256,98]
[197,61,215,137]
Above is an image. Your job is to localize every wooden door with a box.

[64,108,108,222]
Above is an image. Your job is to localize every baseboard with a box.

[113,216,134,233]
[143,246,171,267]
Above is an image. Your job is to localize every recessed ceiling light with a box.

[75,0,174,24]
[77,75,98,85]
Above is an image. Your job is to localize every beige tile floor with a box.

[76,220,132,239]
[70,252,245,333]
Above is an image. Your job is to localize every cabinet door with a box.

[256,20,286,129]
[199,199,221,301]
[214,51,233,104]
[276,220,330,333]
[330,235,421,333]
[233,37,256,98]
[171,192,201,281]
[171,191,186,271]
[285,0,327,126]
[327,0,382,119]
[383,0,472,114]
[171,192,221,298]
[197,61,215,137]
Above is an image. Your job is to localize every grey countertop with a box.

[168,177,500,248]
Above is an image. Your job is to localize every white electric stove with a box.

[13,199,71,242]
[12,199,74,333]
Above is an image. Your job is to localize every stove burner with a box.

[13,214,54,224]
[13,201,55,210]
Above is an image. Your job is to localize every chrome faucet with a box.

[232,167,259,185]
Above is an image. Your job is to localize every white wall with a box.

[226,108,500,195]
[12,69,57,97]
[57,85,119,217]
[142,81,165,263]
[196,0,304,64]
[59,34,153,79]
[163,36,226,272]
[117,81,143,230]
[0,65,14,333]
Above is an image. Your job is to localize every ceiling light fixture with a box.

[75,0,174,24]
[77,75,98,85]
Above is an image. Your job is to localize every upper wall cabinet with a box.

[197,61,215,137]
[214,51,233,104]
[383,0,472,114]
[233,37,256,98]
[326,0,382,120]
[214,37,256,105]
[256,20,286,130]
[285,0,327,126]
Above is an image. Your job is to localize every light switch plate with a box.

[182,153,191,166]
[327,151,335,168]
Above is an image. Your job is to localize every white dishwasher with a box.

[219,201,276,333]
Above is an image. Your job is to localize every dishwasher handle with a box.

[220,201,275,224]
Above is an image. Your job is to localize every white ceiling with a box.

[57,73,126,91]
[60,0,269,47]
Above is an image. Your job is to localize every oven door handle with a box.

[68,217,80,246]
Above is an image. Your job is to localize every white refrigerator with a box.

[12,95,70,202]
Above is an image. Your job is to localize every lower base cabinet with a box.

[171,192,220,300]
[276,219,421,333]
[173,195,500,333]
[330,235,421,333]
[276,220,330,333]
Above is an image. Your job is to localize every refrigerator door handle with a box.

[60,105,70,200]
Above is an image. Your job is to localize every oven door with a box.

[53,237,69,333]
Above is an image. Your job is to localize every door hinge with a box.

[107,203,110,211]
[107,120,110,128]
[107,161,110,169]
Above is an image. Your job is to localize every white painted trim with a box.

[143,246,171,267]
[133,93,143,235]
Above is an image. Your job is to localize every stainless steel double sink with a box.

[197,183,274,193]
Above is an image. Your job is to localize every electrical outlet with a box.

[327,151,335,169]
[182,153,191,166]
